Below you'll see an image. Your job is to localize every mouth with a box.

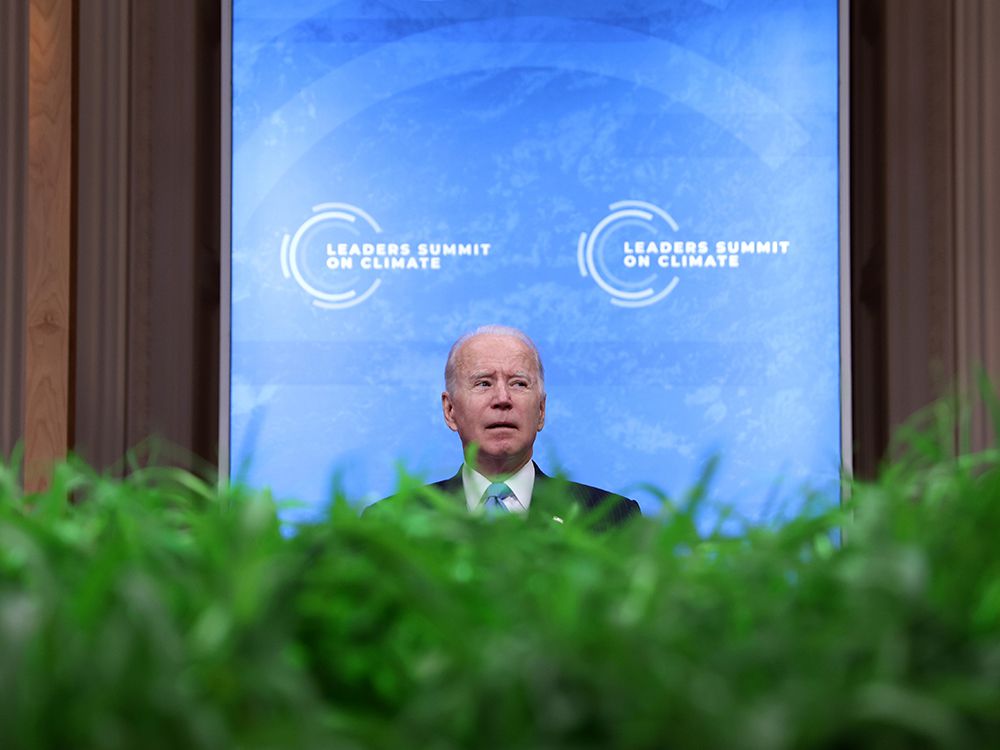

[486,422,518,430]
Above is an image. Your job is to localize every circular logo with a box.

[280,203,383,309]
[577,200,680,307]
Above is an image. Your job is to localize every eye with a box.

[511,379,529,389]
[474,379,491,388]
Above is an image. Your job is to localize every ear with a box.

[536,393,546,432]
[442,391,459,432]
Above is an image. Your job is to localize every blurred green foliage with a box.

[1,394,999,749]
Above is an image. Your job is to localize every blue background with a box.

[229,0,842,522]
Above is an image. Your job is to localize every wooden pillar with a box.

[72,0,220,472]
[74,0,133,470]
[1,0,28,462]
[881,0,957,439]
[954,0,1000,450]
[855,0,1000,463]
[850,0,889,477]
[25,0,74,490]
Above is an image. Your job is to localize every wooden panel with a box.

[141,0,220,465]
[74,0,131,469]
[985,2,1000,414]
[123,0,153,457]
[955,0,1000,450]
[954,0,984,447]
[882,0,956,437]
[25,0,74,491]
[71,0,220,471]
[849,0,889,476]
[1,0,28,460]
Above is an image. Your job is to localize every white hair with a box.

[444,325,545,395]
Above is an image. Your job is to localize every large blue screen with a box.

[229,0,844,521]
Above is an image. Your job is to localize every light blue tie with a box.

[482,482,514,514]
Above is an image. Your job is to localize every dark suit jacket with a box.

[367,462,640,529]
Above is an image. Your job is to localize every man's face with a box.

[442,334,546,477]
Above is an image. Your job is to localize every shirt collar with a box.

[461,460,536,513]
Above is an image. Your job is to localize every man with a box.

[370,325,639,527]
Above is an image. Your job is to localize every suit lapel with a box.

[529,462,571,517]
[432,463,566,512]
[430,469,465,507]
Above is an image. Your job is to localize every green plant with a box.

[0,393,998,749]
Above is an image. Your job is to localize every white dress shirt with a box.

[461,460,536,514]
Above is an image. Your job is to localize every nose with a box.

[491,382,513,408]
